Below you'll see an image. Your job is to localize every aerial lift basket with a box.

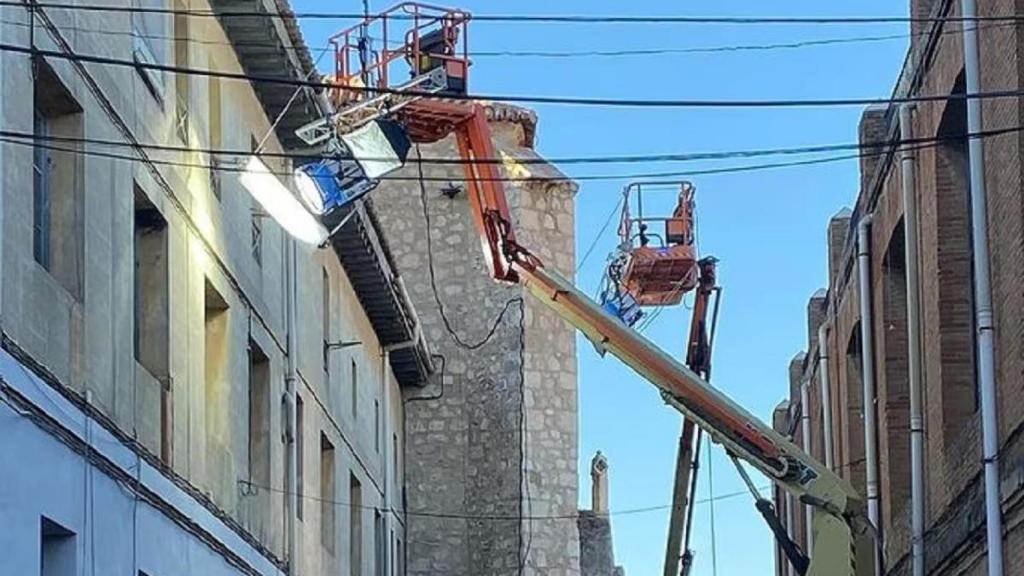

[617,182,699,307]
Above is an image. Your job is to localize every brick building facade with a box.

[774,0,1024,574]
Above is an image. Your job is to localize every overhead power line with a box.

[4,2,1024,24]
[0,124,1004,167]
[8,42,1024,110]
[3,17,1011,59]
[2,124,1021,184]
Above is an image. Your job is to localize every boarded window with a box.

[321,433,336,552]
[33,60,83,298]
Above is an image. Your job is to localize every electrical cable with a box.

[0,123,1003,166]
[230,476,772,519]
[517,298,531,575]
[12,41,1024,109]
[575,195,623,274]
[3,2,1023,24]
[1,17,1010,59]
[2,124,1020,184]
[414,144,522,349]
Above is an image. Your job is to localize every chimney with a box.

[591,451,610,515]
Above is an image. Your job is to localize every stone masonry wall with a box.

[373,105,579,576]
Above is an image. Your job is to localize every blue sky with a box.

[293,1,909,573]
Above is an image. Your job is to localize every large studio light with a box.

[293,119,411,217]
[239,156,329,246]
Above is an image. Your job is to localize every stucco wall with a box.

[0,3,406,574]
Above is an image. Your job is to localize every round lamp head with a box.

[295,161,347,216]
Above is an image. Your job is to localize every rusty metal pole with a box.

[663,259,717,576]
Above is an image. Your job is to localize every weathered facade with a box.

[374,104,581,575]
[774,1,1024,574]
[0,1,430,575]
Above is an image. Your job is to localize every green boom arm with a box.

[517,264,875,576]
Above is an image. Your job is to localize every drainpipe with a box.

[380,346,391,576]
[857,215,882,576]
[961,2,1005,574]
[818,324,835,471]
[785,491,796,576]
[800,378,813,555]
[284,240,299,574]
[899,103,926,576]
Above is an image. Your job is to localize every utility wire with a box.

[0,124,991,166]
[3,125,1021,184]
[0,117,1019,169]
[3,2,1023,24]
[232,477,771,520]
[2,17,1010,59]
[11,42,1024,109]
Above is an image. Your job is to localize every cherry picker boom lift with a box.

[292,5,876,574]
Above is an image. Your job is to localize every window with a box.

[132,0,168,101]
[248,341,271,490]
[173,0,189,140]
[352,360,359,419]
[134,187,171,462]
[320,433,336,552]
[133,187,169,378]
[323,268,331,374]
[374,510,385,576]
[934,70,978,442]
[350,474,363,576]
[33,61,83,298]
[40,517,76,576]
[251,213,263,265]
[374,400,380,453]
[296,394,305,520]
[249,135,264,265]
[844,326,866,495]
[204,280,229,457]
[33,110,49,269]
[396,536,404,576]
[881,222,911,524]
[208,75,222,200]
[392,433,400,486]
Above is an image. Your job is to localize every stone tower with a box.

[372,103,580,575]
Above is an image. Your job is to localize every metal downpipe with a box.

[284,240,299,574]
[858,215,883,576]
[818,324,835,471]
[800,378,813,556]
[899,103,927,576]
[961,2,1005,573]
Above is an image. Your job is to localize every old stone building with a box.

[374,103,581,575]
[0,1,432,575]
[774,1,1024,574]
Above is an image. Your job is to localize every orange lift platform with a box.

[296,5,873,575]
